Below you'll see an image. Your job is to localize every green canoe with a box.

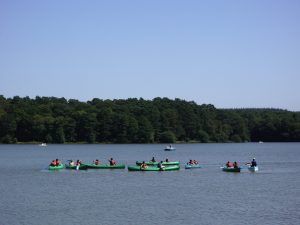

[185,164,201,169]
[83,163,125,169]
[48,164,64,170]
[65,164,88,170]
[128,165,180,171]
[222,167,241,172]
[136,161,180,166]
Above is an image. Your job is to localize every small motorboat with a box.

[164,145,176,151]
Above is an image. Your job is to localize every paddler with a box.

[226,161,232,168]
[55,159,60,166]
[94,159,100,165]
[233,161,239,168]
[49,160,57,166]
[140,161,148,169]
[250,158,257,167]
[109,158,116,166]
[157,161,165,170]
[69,160,75,166]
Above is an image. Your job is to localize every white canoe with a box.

[248,166,258,172]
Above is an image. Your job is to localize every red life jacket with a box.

[141,164,147,169]
[227,162,232,167]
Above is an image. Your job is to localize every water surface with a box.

[0,143,299,225]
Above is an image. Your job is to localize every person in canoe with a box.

[157,161,165,170]
[188,159,194,165]
[50,159,61,166]
[93,159,100,165]
[140,161,148,169]
[69,160,75,166]
[250,158,257,167]
[49,160,57,166]
[55,159,61,166]
[233,161,239,168]
[226,161,233,168]
[109,158,116,166]
[151,157,156,162]
[75,160,82,170]
[193,160,199,165]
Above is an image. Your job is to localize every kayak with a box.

[83,164,125,169]
[185,164,201,169]
[48,164,64,170]
[128,165,180,171]
[248,166,259,172]
[136,161,180,166]
[222,167,241,172]
[65,164,88,170]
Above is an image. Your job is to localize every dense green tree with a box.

[111,114,130,143]
[197,130,210,143]
[63,117,77,142]
[74,111,97,143]
[96,107,113,142]
[0,96,299,143]
[32,115,47,141]
[52,117,66,143]
[127,116,139,143]
[159,131,176,143]
[137,116,154,143]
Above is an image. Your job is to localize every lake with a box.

[0,143,299,225]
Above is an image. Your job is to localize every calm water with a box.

[0,143,299,225]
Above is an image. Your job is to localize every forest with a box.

[0,95,299,143]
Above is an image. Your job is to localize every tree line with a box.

[0,95,299,143]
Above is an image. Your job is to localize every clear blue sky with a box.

[1,0,299,111]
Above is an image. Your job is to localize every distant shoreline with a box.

[3,141,299,144]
